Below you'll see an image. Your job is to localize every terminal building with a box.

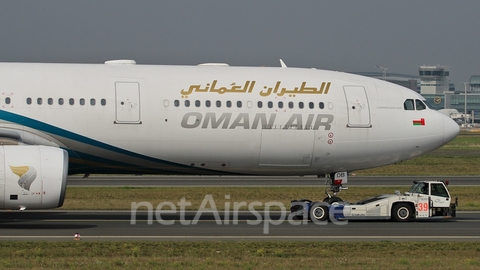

[418,65,450,94]
[418,66,480,124]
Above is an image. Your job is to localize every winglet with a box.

[279,59,287,68]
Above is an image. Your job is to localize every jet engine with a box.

[0,145,68,210]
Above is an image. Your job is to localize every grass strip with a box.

[1,241,479,269]
[62,186,480,211]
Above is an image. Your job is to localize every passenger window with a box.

[90,99,96,106]
[288,102,294,109]
[403,99,414,110]
[278,101,283,109]
[174,100,180,107]
[37,98,42,105]
[309,102,314,109]
[195,100,200,107]
[48,98,53,105]
[237,101,242,108]
[268,101,273,108]
[59,98,64,105]
[299,102,304,109]
[101,99,106,106]
[216,100,221,107]
[69,98,75,105]
[257,101,263,108]
[5,97,10,104]
[415,99,426,111]
[226,101,232,108]
[185,100,190,107]
[206,100,211,107]
[319,102,324,109]
[26,97,32,105]
[80,98,85,106]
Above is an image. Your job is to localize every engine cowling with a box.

[0,145,68,210]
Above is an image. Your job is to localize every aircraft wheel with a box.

[309,202,329,222]
[323,196,343,204]
[392,203,412,222]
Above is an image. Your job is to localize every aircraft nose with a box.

[443,115,460,144]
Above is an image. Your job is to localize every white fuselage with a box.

[0,62,459,176]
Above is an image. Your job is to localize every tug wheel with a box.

[291,199,311,220]
[392,203,413,222]
[309,202,329,222]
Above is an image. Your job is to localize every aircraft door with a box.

[115,82,141,124]
[343,86,371,128]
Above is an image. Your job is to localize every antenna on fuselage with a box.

[279,59,287,68]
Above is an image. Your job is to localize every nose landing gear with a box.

[290,172,349,221]
[322,172,348,203]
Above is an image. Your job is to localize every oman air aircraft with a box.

[0,60,459,210]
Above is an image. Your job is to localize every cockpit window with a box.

[415,99,426,110]
[403,99,414,110]
[404,99,429,111]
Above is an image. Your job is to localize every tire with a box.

[291,199,311,220]
[309,202,329,222]
[392,203,413,222]
[323,196,343,204]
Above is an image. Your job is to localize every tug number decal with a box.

[417,202,429,212]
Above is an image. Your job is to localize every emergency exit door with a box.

[343,86,371,128]
[115,82,141,124]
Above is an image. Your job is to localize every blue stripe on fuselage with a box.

[0,110,227,174]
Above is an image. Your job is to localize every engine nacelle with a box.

[0,145,68,210]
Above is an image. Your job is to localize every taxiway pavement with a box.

[1,210,479,241]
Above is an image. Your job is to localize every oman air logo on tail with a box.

[9,165,37,191]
